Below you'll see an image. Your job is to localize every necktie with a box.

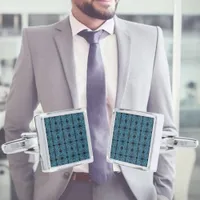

[78,30,113,183]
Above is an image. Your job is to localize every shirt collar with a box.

[69,13,115,36]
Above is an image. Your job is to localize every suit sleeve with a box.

[4,28,38,200]
[147,26,178,200]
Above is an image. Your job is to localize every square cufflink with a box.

[107,108,164,172]
[34,108,93,172]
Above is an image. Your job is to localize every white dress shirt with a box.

[69,13,120,173]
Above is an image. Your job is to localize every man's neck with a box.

[71,6,106,30]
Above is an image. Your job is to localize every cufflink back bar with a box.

[107,108,164,172]
[34,108,93,172]
[161,136,199,150]
[1,134,38,154]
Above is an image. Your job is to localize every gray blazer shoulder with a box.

[22,24,55,47]
[115,16,162,50]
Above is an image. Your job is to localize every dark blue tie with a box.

[78,30,113,184]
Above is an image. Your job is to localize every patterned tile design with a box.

[44,112,90,167]
[110,112,154,167]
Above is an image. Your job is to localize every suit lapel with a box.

[114,17,132,108]
[53,17,79,109]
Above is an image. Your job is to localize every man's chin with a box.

[77,1,117,20]
[92,11,115,20]
[92,4,116,18]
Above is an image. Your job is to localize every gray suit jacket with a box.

[4,16,177,200]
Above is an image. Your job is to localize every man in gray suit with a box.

[4,0,177,200]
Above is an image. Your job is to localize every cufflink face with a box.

[34,108,93,172]
[107,108,163,171]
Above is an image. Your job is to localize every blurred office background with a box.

[0,0,199,199]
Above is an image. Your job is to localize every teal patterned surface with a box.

[44,112,90,167]
[110,112,154,167]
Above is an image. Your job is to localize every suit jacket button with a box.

[64,172,70,179]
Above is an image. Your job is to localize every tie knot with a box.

[78,30,104,44]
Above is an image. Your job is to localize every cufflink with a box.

[107,108,199,172]
[2,108,94,173]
